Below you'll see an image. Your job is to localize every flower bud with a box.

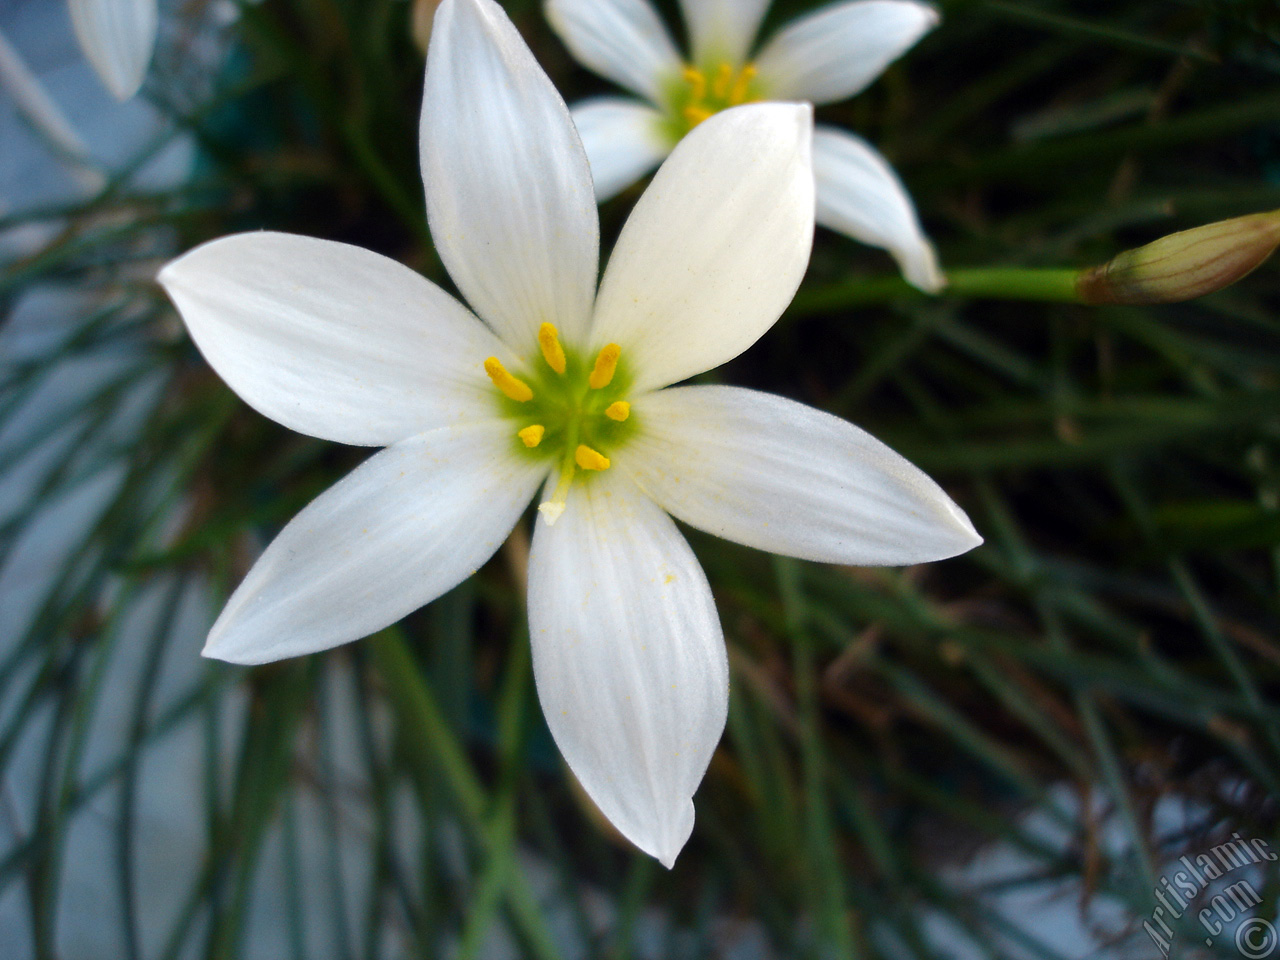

[1076,210,1280,305]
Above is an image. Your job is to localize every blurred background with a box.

[1,0,1279,956]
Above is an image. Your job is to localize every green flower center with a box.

[484,324,637,522]
[662,61,762,141]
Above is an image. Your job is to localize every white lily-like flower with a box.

[157,0,979,866]
[546,0,946,291]
[68,0,157,100]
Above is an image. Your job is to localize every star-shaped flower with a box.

[158,0,979,866]
[546,0,945,291]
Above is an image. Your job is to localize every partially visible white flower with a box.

[158,0,979,866]
[68,0,157,100]
[546,0,945,291]
[0,26,104,191]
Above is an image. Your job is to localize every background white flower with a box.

[68,0,157,99]
[546,0,945,291]
[157,0,979,866]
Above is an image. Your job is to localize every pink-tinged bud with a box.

[1076,210,1280,305]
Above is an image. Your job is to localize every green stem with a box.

[790,267,1082,314]
[945,267,1083,301]
[775,558,862,958]
[459,631,532,960]
[369,629,563,960]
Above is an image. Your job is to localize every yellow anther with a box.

[588,343,621,389]
[683,105,713,127]
[730,64,757,105]
[711,62,733,100]
[575,444,610,471]
[537,322,566,374]
[484,357,533,402]
[682,66,706,101]
[604,401,630,422]
[518,424,545,448]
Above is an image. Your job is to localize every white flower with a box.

[158,0,979,866]
[68,0,157,99]
[546,0,946,291]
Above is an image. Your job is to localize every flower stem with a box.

[369,628,561,960]
[790,267,1083,314]
[944,267,1084,301]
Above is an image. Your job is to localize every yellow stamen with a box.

[711,62,733,100]
[683,105,713,127]
[537,322,566,374]
[575,444,610,471]
[484,357,533,402]
[729,64,757,105]
[604,401,630,422]
[588,343,621,390]
[518,424,545,448]
[682,66,706,101]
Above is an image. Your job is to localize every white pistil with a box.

[538,465,575,525]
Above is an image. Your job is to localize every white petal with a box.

[624,386,981,564]
[572,98,671,202]
[812,126,944,292]
[754,0,938,105]
[421,0,599,349]
[528,468,727,868]
[68,0,157,100]
[206,423,547,664]
[0,27,103,192]
[589,103,814,393]
[159,232,509,447]
[545,0,681,103]
[678,0,770,67]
